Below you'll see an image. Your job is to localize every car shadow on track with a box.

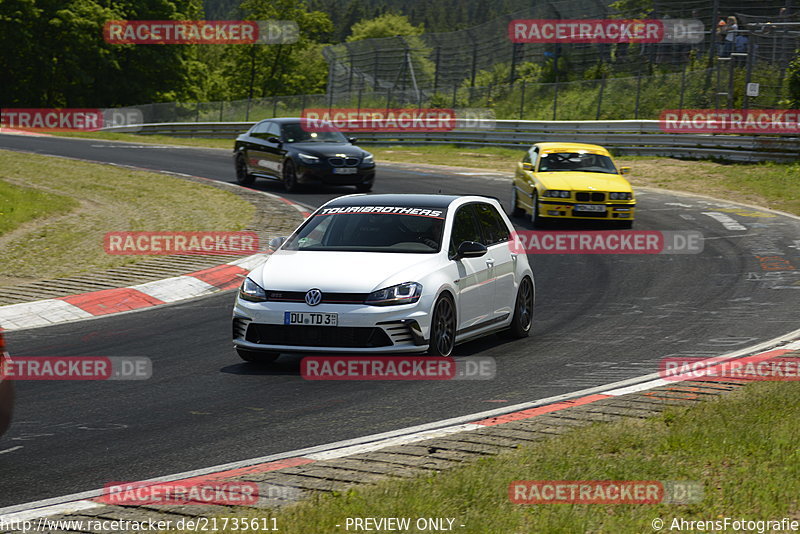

[219,333,528,377]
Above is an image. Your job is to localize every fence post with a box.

[272,96,278,118]
[433,47,441,94]
[452,84,457,109]
[595,73,606,120]
[552,82,558,120]
[469,32,478,87]
[519,81,526,120]
[219,101,224,121]
[634,68,642,119]
[743,31,754,109]
[679,62,687,111]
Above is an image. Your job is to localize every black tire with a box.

[530,191,546,228]
[282,160,299,193]
[508,277,534,338]
[235,154,255,185]
[428,294,456,357]
[355,182,373,193]
[510,185,524,218]
[237,348,279,363]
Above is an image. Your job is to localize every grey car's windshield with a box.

[283,207,446,253]
[538,152,618,174]
[282,123,348,144]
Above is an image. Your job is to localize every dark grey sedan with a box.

[233,117,376,192]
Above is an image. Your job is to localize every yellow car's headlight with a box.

[609,192,633,200]
[543,190,571,198]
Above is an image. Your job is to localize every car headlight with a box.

[239,277,267,302]
[297,153,319,164]
[362,152,374,164]
[543,190,571,198]
[609,192,633,200]
[365,282,422,306]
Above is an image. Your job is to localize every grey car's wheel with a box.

[428,295,456,357]
[237,348,279,363]
[510,185,525,218]
[235,154,255,185]
[508,277,534,338]
[282,160,299,192]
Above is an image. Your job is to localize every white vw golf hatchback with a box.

[232,194,534,362]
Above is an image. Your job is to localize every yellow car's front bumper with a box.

[536,199,636,221]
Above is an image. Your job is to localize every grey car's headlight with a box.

[366,282,422,306]
[297,153,319,164]
[363,152,374,164]
[543,190,571,198]
[239,277,267,302]
[609,192,633,200]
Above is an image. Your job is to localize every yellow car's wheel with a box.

[510,185,524,218]
[531,191,546,228]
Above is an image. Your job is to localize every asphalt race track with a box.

[0,134,798,508]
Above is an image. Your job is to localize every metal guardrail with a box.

[102,120,800,162]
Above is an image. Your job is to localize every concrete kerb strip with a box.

[0,158,311,332]
[1,334,799,529]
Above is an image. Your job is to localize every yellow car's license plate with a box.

[573,204,607,212]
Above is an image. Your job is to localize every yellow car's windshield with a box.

[539,152,618,174]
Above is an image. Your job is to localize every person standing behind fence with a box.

[723,16,738,57]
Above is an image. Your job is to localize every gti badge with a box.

[305,288,322,306]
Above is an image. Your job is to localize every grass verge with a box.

[199,381,799,533]
[48,130,234,149]
[0,180,77,235]
[0,149,254,283]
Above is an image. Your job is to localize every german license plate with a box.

[573,204,607,212]
[333,167,358,174]
[284,312,338,326]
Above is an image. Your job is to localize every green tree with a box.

[346,12,423,41]
[343,13,434,90]
[788,52,800,108]
[0,0,205,107]
[219,0,332,100]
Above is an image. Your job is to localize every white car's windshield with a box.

[538,152,618,174]
[284,207,446,253]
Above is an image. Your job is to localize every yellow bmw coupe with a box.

[511,142,636,228]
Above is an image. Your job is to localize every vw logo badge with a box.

[305,288,322,306]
